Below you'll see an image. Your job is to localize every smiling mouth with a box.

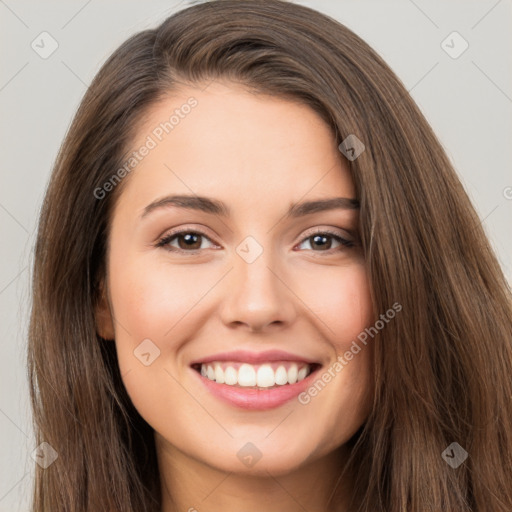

[191,361,322,389]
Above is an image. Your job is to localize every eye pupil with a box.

[311,234,331,250]
[179,233,201,250]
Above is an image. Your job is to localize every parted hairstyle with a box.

[28,0,512,510]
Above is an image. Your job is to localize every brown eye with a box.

[156,230,217,253]
[175,232,203,250]
[296,230,355,252]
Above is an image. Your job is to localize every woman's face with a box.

[97,81,374,476]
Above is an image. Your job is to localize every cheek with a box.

[105,256,181,394]
[107,256,206,434]
[293,263,375,441]
[109,255,218,349]
[294,260,374,344]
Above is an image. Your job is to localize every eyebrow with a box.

[140,194,359,220]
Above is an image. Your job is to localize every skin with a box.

[96,80,375,512]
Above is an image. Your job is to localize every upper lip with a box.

[190,349,322,366]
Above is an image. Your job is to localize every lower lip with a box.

[192,367,320,410]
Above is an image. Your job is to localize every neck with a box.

[156,433,356,512]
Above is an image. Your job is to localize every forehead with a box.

[116,81,355,215]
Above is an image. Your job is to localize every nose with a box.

[219,246,297,332]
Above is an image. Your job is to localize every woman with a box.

[28,0,512,511]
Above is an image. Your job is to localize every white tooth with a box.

[297,366,308,382]
[256,364,275,388]
[287,364,298,384]
[274,365,288,385]
[224,366,238,385]
[214,364,224,384]
[238,363,256,387]
[201,362,310,386]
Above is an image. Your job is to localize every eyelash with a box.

[155,227,355,254]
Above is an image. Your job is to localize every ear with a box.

[94,278,115,340]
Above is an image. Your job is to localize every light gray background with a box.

[1,0,511,510]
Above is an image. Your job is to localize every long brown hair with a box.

[28,1,512,510]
